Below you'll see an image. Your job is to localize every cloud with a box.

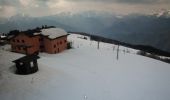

[115,0,170,4]
[0,0,20,6]
[0,6,16,18]
[65,0,170,4]
[0,0,170,18]
[0,0,21,18]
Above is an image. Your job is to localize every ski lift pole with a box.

[117,44,119,60]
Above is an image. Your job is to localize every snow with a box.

[0,34,170,100]
[33,32,41,35]
[0,35,6,38]
[152,9,170,18]
[41,28,67,39]
[0,44,11,51]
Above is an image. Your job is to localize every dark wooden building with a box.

[13,55,40,75]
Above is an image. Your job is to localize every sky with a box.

[0,0,170,18]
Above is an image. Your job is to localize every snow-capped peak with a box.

[152,9,170,18]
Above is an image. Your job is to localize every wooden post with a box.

[113,45,115,51]
[97,41,100,49]
[117,45,119,60]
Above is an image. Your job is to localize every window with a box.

[64,40,67,43]
[17,40,20,43]
[12,39,15,42]
[39,38,43,41]
[40,45,44,49]
[30,62,34,68]
[54,45,56,48]
[60,41,62,44]
[22,40,25,43]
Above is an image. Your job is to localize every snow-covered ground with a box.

[0,34,170,100]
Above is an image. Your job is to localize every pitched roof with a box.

[13,55,40,63]
[8,29,41,39]
[8,27,68,40]
[41,28,68,39]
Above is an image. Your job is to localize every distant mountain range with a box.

[0,10,170,52]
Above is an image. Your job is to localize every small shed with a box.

[13,55,40,75]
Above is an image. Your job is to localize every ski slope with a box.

[0,34,170,100]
